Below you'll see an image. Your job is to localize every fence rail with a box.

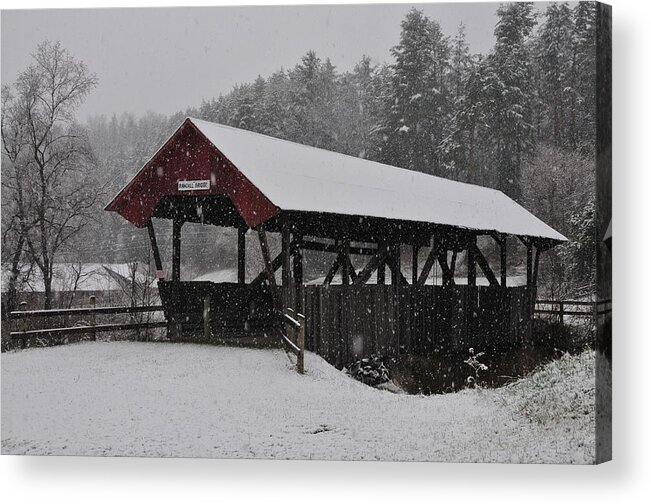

[8,304,164,319]
[533,299,612,325]
[10,321,169,340]
[281,308,305,374]
[5,298,166,348]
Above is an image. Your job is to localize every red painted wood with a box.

[105,119,280,228]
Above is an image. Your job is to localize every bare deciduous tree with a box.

[1,41,100,309]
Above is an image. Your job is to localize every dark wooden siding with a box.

[159,281,280,336]
[303,285,534,367]
[158,281,534,365]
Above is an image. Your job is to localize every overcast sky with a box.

[1,3,549,120]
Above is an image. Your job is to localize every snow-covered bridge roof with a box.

[106,117,566,243]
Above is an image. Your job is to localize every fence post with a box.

[559,301,564,326]
[89,295,97,341]
[297,312,305,374]
[203,295,211,341]
[593,301,599,332]
[19,301,27,349]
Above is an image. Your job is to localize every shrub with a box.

[346,356,390,386]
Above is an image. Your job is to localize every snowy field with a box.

[1,342,595,463]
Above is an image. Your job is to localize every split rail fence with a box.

[3,295,306,373]
[533,299,612,325]
[4,297,167,349]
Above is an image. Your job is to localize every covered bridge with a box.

[106,118,566,366]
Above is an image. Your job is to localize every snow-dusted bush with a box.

[464,347,488,388]
[346,356,390,386]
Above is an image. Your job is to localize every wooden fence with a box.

[4,299,166,349]
[4,295,307,372]
[534,298,612,325]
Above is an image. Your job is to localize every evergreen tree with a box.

[382,9,451,175]
[334,56,391,159]
[535,2,575,148]
[261,69,294,139]
[288,51,338,149]
[571,1,597,153]
[466,2,537,199]
[438,23,476,182]
[450,23,471,102]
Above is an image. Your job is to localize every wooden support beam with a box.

[437,251,452,286]
[467,236,477,287]
[377,259,386,284]
[353,244,390,285]
[324,243,342,285]
[281,223,292,309]
[532,246,541,287]
[499,236,507,287]
[249,240,300,291]
[387,260,409,285]
[292,233,303,312]
[301,238,377,256]
[146,220,164,277]
[449,250,457,285]
[249,252,282,290]
[472,244,500,287]
[341,239,350,286]
[172,218,183,281]
[256,226,281,310]
[237,227,246,284]
[417,242,442,286]
[526,240,533,287]
[347,258,357,282]
[340,238,351,369]
[412,245,419,284]
[389,245,400,285]
[490,231,504,247]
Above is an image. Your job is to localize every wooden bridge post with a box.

[237,227,246,284]
[172,218,183,281]
[532,246,541,287]
[412,245,419,284]
[526,240,533,287]
[19,300,27,349]
[147,220,164,279]
[281,222,293,310]
[389,244,400,286]
[89,295,97,341]
[297,312,305,374]
[499,235,507,287]
[293,232,303,312]
[203,295,211,340]
[377,241,386,285]
[467,235,477,287]
[341,237,351,367]
[341,239,350,286]
[257,225,281,311]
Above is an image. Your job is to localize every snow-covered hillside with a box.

[1,342,595,463]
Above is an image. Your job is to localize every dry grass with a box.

[502,350,595,427]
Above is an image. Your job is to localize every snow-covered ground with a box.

[1,342,595,463]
